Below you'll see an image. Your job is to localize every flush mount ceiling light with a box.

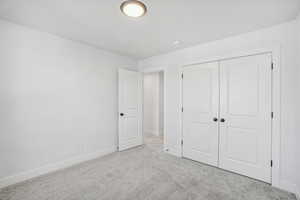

[120,0,147,18]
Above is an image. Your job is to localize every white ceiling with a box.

[0,0,299,59]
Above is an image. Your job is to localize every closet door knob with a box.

[120,113,124,116]
[220,118,225,122]
[213,118,218,122]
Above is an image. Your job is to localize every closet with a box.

[182,53,272,183]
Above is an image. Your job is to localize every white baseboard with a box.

[295,187,300,200]
[278,180,300,198]
[0,145,117,189]
[164,146,181,157]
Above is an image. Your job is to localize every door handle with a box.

[120,113,124,116]
[220,118,225,122]
[213,117,218,122]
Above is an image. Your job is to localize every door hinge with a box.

[181,73,183,79]
[181,107,184,112]
[271,160,273,167]
[271,63,274,70]
[271,112,274,119]
[181,140,183,145]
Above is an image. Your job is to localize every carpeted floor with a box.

[0,135,296,200]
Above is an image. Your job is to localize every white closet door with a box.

[219,54,272,183]
[118,69,142,151]
[182,62,219,166]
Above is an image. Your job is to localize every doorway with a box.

[143,71,165,149]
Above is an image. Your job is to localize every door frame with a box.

[179,45,281,188]
[141,67,167,150]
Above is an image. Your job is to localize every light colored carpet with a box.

[144,134,163,145]
[0,136,296,200]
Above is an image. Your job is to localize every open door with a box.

[118,69,143,151]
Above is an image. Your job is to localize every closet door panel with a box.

[219,54,272,183]
[182,62,219,167]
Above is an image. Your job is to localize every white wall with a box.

[0,19,137,187]
[139,20,299,194]
[143,72,162,136]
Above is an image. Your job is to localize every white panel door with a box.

[219,54,272,183]
[182,62,219,167]
[118,69,142,151]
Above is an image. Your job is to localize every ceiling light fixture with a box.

[120,0,147,18]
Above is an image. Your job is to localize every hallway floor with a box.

[0,135,296,200]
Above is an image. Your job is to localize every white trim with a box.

[138,71,144,147]
[279,180,300,197]
[164,146,181,157]
[141,67,167,151]
[179,45,281,189]
[179,65,184,158]
[142,66,166,73]
[270,46,281,188]
[0,146,116,189]
[163,70,167,150]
